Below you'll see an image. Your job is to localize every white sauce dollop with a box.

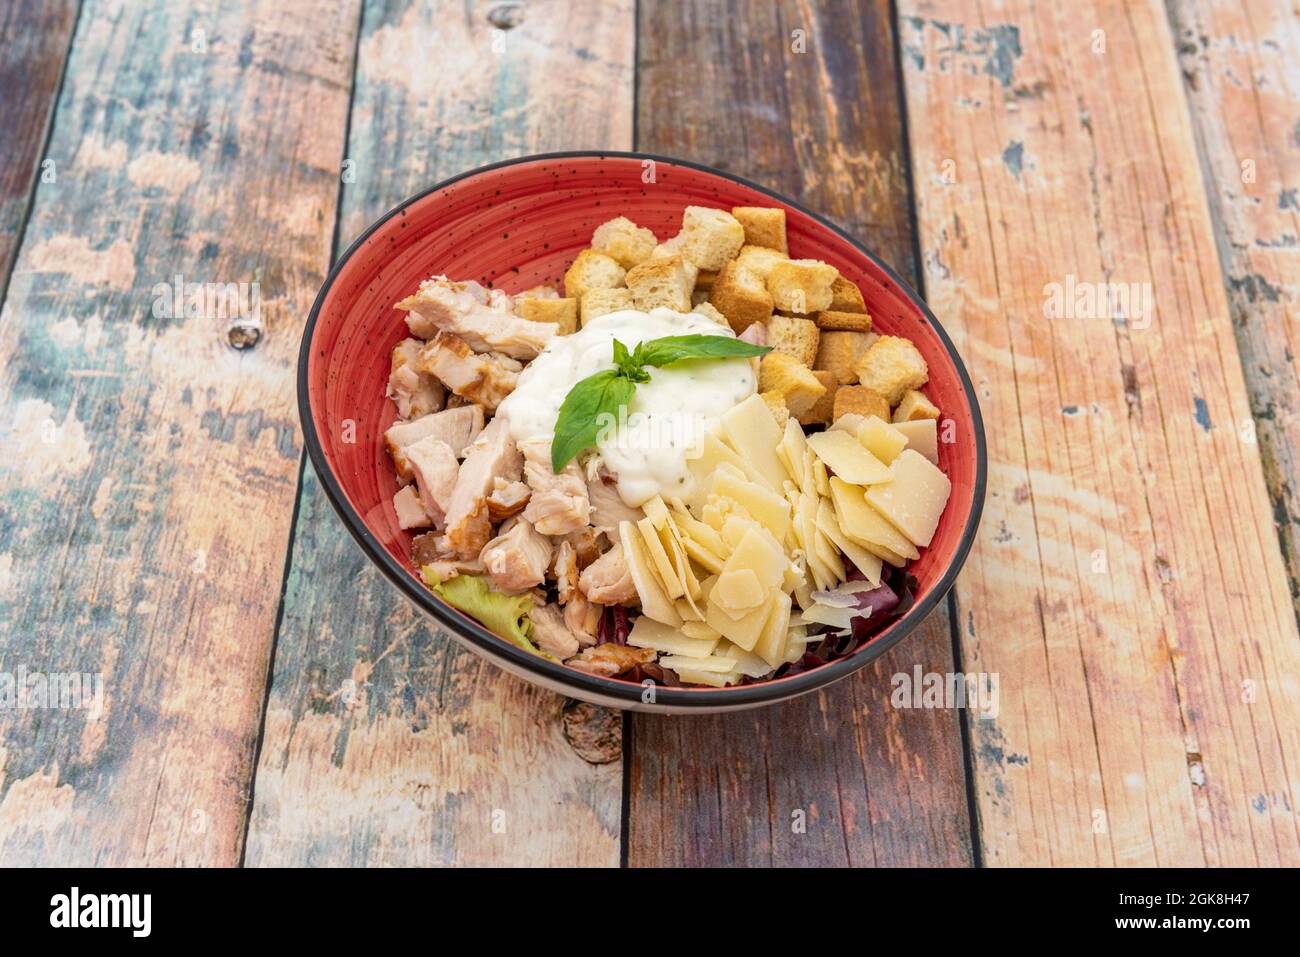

[497,308,756,507]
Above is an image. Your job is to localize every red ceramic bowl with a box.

[299,152,986,713]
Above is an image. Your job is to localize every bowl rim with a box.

[297,149,987,709]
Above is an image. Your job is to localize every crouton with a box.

[766,314,820,368]
[759,352,826,416]
[813,309,873,332]
[829,275,866,313]
[581,288,635,326]
[695,268,718,291]
[833,385,891,423]
[893,389,940,422]
[563,249,626,299]
[709,262,773,333]
[814,330,877,385]
[731,206,787,253]
[766,259,839,313]
[679,206,746,270]
[735,244,789,281]
[797,371,838,426]
[854,335,928,405]
[516,285,559,300]
[648,239,699,287]
[760,390,790,429]
[625,255,693,312]
[516,297,579,336]
[691,301,729,326]
[591,217,657,268]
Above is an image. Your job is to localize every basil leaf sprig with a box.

[550,334,770,472]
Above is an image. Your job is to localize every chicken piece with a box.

[551,540,579,603]
[486,479,531,521]
[564,526,603,568]
[739,321,768,346]
[518,439,590,536]
[402,436,459,527]
[579,543,638,605]
[410,532,484,578]
[397,276,556,359]
[443,418,523,558]
[565,643,655,678]
[480,518,552,593]
[416,332,521,412]
[393,484,431,529]
[530,603,581,659]
[587,477,643,540]
[387,338,447,420]
[385,406,485,483]
[564,593,601,647]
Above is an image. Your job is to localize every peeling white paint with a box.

[4,399,93,484]
[127,150,202,193]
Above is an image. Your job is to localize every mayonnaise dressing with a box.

[497,308,756,507]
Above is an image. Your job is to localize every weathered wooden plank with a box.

[628,0,974,867]
[898,0,1300,865]
[0,0,360,865]
[1169,0,1300,621]
[0,0,79,305]
[244,0,634,867]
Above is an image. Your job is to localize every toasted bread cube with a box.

[691,301,729,326]
[591,216,657,268]
[563,249,626,299]
[893,389,940,422]
[833,385,890,422]
[517,296,579,335]
[814,309,873,332]
[797,370,838,426]
[581,288,635,326]
[709,262,774,333]
[695,268,718,291]
[766,259,839,313]
[814,330,877,385]
[680,206,746,270]
[855,335,929,405]
[829,275,866,313]
[767,314,820,368]
[649,238,699,287]
[731,206,787,253]
[735,244,789,281]
[625,255,693,312]
[759,352,826,417]
[760,390,790,428]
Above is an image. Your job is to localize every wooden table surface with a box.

[0,0,1297,867]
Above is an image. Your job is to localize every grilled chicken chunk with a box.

[565,643,655,677]
[587,476,643,540]
[385,405,484,483]
[417,332,521,412]
[518,439,590,536]
[579,542,638,605]
[443,418,522,558]
[480,518,552,593]
[486,479,531,522]
[564,593,601,647]
[398,276,556,360]
[387,338,447,420]
[403,436,459,527]
[393,484,431,529]
[551,540,579,603]
[530,603,581,659]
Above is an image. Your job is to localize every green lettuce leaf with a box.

[423,571,541,656]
